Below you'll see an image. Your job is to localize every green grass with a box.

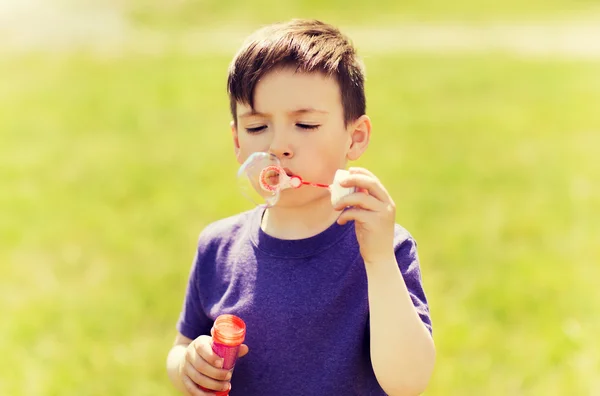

[124,0,600,29]
[2,44,600,396]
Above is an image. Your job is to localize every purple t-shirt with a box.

[177,207,432,395]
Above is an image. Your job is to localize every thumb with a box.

[238,344,249,358]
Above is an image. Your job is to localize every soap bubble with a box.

[237,152,285,207]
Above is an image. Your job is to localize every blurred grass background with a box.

[122,0,600,28]
[1,0,600,395]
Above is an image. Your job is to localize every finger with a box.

[187,347,231,382]
[181,374,205,396]
[348,166,378,179]
[194,336,224,369]
[333,191,383,212]
[238,344,249,358]
[337,207,372,225]
[184,361,231,393]
[339,173,391,203]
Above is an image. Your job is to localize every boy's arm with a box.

[335,168,435,395]
[167,334,194,393]
[169,230,229,394]
[365,253,435,396]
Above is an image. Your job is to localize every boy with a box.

[166,19,435,395]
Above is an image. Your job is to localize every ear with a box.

[231,120,243,164]
[346,115,371,161]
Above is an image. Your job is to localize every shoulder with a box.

[195,208,258,253]
[394,223,417,250]
[199,209,255,239]
[393,224,432,334]
[393,223,421,272]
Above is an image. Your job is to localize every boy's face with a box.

[231,66,370,207]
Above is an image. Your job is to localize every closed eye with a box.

[245,125,267,133]
[297,124,320,130]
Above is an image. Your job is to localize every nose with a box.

[268,135,294,159]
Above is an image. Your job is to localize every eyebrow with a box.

[238,108,329,118]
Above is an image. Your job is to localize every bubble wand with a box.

[238,152,356,207]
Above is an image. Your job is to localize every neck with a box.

[261,195,342,240]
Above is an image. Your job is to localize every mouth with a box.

[264,169,280,185]
[259,165,282,191]
[259,166,298,192]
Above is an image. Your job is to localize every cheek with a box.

[318,136,349,163]
[237,135,264,155]
[304,148,347,183]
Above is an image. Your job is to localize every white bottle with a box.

[330,169,356,207]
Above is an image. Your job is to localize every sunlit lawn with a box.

[124,0,600,29]
[1,18,599,396]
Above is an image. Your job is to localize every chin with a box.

[275,189,331,208]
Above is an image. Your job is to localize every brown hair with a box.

[227,19,366,126]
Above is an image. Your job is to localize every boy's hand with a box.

[178,335,249,395]
[334,167,396,265]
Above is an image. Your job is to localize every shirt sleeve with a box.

[395,233,433,335]
[176,237,214,340]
